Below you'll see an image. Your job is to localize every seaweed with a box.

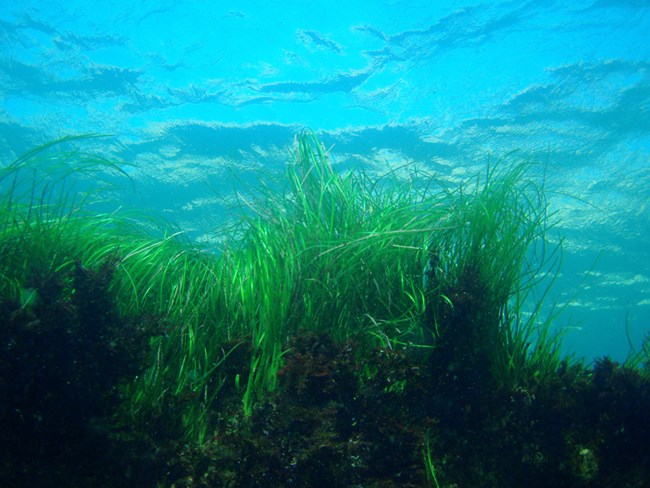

[1,133,648,487]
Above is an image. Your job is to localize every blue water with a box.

[1,0,649,362]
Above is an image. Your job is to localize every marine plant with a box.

[1,131,569,447]
[422,161,566,389]
[222,131,446,414]
[0,136,230,443]
[423,434,442,488]
[3,132,649,486]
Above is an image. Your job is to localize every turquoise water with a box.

[1,0,648,362]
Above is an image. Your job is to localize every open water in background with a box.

[1,0,649,362]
